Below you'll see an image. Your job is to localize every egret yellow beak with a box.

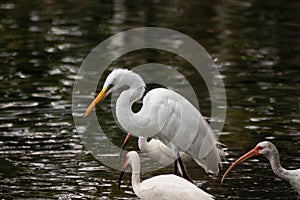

[84,88,108,117]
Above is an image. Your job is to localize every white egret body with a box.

[119,151,215,200]
[222,141,300,195]
[85,69,223,175]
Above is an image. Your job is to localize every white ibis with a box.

[119,151,215,200]
[221,141,300,195]
[84,69,224,180]
[138,136,193,165]
[121,133,221,175]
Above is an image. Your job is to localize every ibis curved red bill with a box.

[119,133,132,163]
[84,88,108,117]
[118,158,130,189]
[221,146,260,183]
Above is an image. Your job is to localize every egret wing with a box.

[146,88,222,174]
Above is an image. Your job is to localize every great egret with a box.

[119,151,215,200]
[221,141,300,195]
[84,68,223,177]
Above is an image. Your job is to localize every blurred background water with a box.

[0,0,299,199]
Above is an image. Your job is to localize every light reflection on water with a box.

[0,0,299,199]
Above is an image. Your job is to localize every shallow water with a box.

[0,0,299,199]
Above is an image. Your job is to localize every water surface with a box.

[0,0,299,199]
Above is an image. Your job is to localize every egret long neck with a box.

[116,86,148,134]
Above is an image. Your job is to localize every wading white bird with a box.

[119,151,215,200]
[221,141,300,196]
[84,69,224,179]
[119,133,194,181]
[121,133,221,174]
[138,135,193,166]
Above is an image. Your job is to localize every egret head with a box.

[104,69,144,92]
[84,69,145,117]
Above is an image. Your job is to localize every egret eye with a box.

[106,84,113,93]
[108,84,113,89]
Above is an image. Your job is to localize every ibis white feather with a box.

[119,151,215,200]
[221,141,300,196]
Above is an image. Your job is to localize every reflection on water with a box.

[0,0,299,199]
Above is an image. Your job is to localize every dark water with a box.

[0,0,299,199]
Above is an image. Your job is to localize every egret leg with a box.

[174,159,179,176]
[171,144,180,176]
[170,144,193,182]
[177,156,193,183]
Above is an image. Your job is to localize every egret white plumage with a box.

[84,68,223,178]
[120,133,215,176]
[221,141,300,195]
[119,151,215,200]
